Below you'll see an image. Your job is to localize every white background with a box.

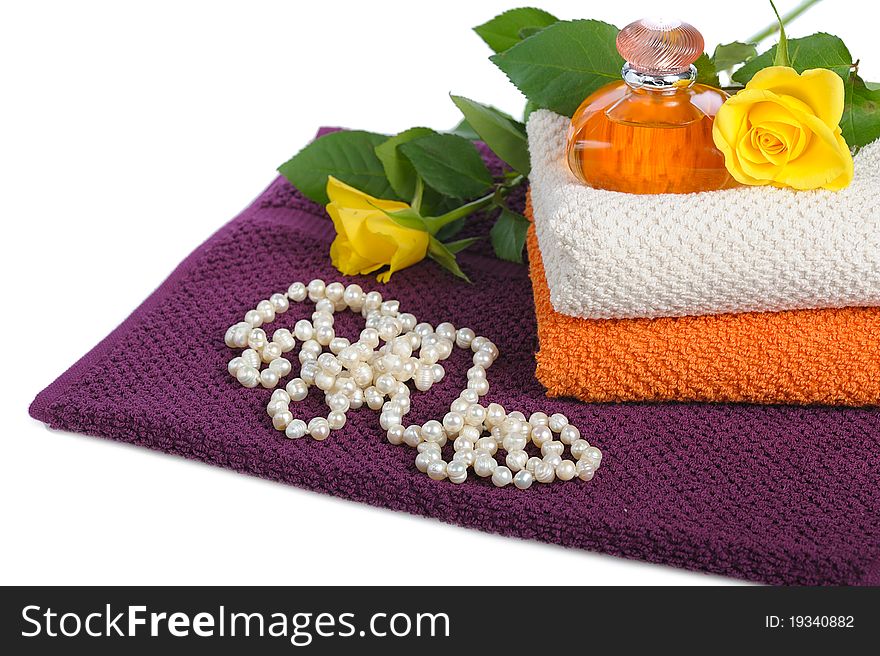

[2,0,877,586]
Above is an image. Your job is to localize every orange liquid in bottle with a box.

[567,81,735,194]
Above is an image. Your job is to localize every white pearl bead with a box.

[485,403,506,427]
[386,424,405,445]
[526,456,542,473]
[459,425,481,442]
[513,470,534,490]
[300,361,318,385]
[431,363,445,383]
[453,436,474,452]
[559,424,580,445]
[287,282,307,302]
[473,454,498,477]
[506,450,529,472]
[464,404,486,426]
[475,437,498,455]
[426,460,448,481]
[435,322,455,341]
[449,398,469,414]
[329,337,350,354]
[256,300,276,323]
[420,420,445,443]
[269,293,289,313]
[582,447,603,465]
[315,326,334,346]
[227,356,245,377]
[314,371,336,391]
[402,425,423,447]
[502,435,527,452]
[349,388,364,410]
[266,399,288,417]
[541,441,564,458]
[272,410,293,430]
[326,393,350,413]
[244,310,263,327]
[569,439,590,459]
[225,322,249,348]
[236,366,260,388]
[453,448,476,466]
[531,461,554,484]
[472,350,493,368]
[548,413,569,433]
[307,279,326,301]
[455,327,475,349]
[272,328,296,352]
[531,425,553,447]
[379,412,402,431]
[492,466,513,487]
[285,419,308,439]
[398,313,417,332]
[415,451,436,473]
[442,412,465,435]
[466,378,489,396]
[363,291,382,312]
[308,417,331,440]
[343,283,364,309]
[556,460,577,481]
[327,411,346,430]
[247,329,267,351]
[471,336,488,352]
[543,453,562,468]
[260,369,280,388]
[261,342,283,363]
[294,320,314,341]
[271,388,291,404]
[446,460,468,484]
[285,378,309,402]
[414,365,434,392]
[324,281,345,302]
[576,460,596,482]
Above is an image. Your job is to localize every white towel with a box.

[527,109,880,320]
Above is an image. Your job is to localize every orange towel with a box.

[527,201,880,406]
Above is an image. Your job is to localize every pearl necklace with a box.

[224,279,602,489]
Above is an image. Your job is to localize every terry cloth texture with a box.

[527,207,880,406]
[31,131,880,585]
[527,110,880,320]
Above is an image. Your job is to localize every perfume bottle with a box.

[566,18,735,194]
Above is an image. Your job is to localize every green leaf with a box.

[711,41,757,72]
[866,82,880,92]
[444,237,481,254]
[523,99,540,123]
[374,127,436,200]
[450,95,530,175]
[399,133,493,199]
[435,217,466,241]
[518,26,543,40]
[842,74,880,148]
[490,208,530,263]
[732,33,853,85]
[769,0,790,67]
[371,204,428,232]
[447,119,480,141]
[427,235,471,282]
[490,20,623,117]
[474,7,558,53]
[695,54,720,88]
[278,130,394,205]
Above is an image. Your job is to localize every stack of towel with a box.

[526,110,880,406]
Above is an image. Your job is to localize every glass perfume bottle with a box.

[566,18,735,194]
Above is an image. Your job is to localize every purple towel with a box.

[30,131,880,585]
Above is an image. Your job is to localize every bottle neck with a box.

[622,63,697,93]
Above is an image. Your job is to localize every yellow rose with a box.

[325,176,429,283]
[713,66,854,191]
